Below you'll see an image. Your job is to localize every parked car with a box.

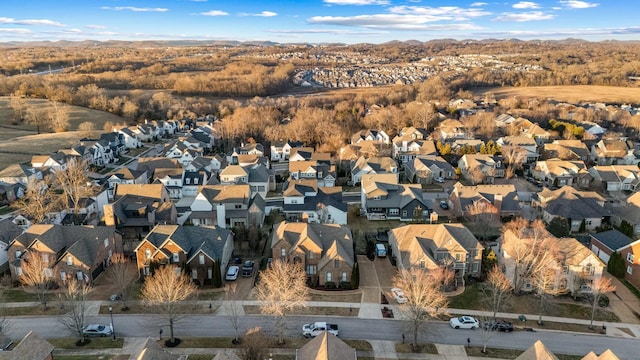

[450,316,479,329]
[225,265,239,281]
[390,287,408,304]
[435,176,445,183]
[241,260,255,277]
[483,319,513,332]
[82,324,113,337]
[375,243,387,257]
[439,200,449,210]
[302,322,339,338]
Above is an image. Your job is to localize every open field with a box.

[476,85,640,104]
[0,97,126,171]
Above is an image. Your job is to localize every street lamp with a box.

[109,306,116,340]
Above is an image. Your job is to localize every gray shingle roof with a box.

[590,229,633,251]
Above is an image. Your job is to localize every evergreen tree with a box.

[607,252,625,278]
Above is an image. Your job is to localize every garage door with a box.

[591,244,610,263]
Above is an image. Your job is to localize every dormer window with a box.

[67,255,73,265]
[194,178,198,184]
[185,178,190,184]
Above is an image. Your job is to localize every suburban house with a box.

[541,140,591,162]
[153,168,185,199]
[270,140,305,162]
[494,113,516,127]
[0,218,24,267]
[501,229,604,295]
[590,229,640,290]
[450,139,483,154]
[350,156,398,185]
[497,136,539,162]
[289,160,336,188]
[31,153,67,172]
[405,155,455,184]
[591,139,640,165]
[116,127,142,149]
[588,165,640,192]
[189,184,264,228]
[392,133,437,164]
[532,159,590,188]
[295,332,356,360]
[220,164,275,199]
[183,154,227,174]
[0,181,23,206]
[271,221,354,287]
[0,331,55,360]
[8,224,122,283]
[134,224,233,283]
[361,173,430,221]
[609,192,640,236]
[388,223,483,285]
[0,164,43,186]
[58,144,92,166]
[351,129,390,144]
[220,165,249,184]
[105,167,148,200]
[228,143,265,165]
[437,119,467,140]
[516,120,551,146]
[135,157,181,178]
[532,186,610,232]
[339,141,384,163]
[162,141,203,166]
[79,139,116,167]
[282,179,348,225]
[458,154,506,184]
[449,182,521,218]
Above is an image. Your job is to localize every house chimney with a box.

[216,203,226,229]
[493,194,503,212]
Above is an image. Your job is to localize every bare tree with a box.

[483,265,512,320]
[588,277,615,329]
[48,100,70,132]
[8,96,27,123]
[501,219,559,294]
[393,267,448,351]
[502,146,527,179]
[14,176,61,223]
[254,260,309,345]
[225,283,242,344]
[53,159,97,216]
[78,121,97,138]
[465,200,499,241]
[534,264,567,325]
[19,250,55,308]
[141,265,197,345]
[107,253,138,311]
[59,280,93,344]
[238,327,269,360]
[25,106,48,134]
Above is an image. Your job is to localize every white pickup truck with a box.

[302,321,339,338]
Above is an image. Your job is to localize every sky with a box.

[0,0,638,44]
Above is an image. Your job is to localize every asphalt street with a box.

[8,314,638,359]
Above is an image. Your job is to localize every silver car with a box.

[82,324,113,337]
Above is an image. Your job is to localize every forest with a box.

[1,39,640,155]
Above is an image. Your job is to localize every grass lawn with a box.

[99,303,218,315]
[396,343,438,353]
[49,337,124,349]
[167,337,235,348]
[8,306,66,316]
[516,320,607,334]
[53,356,115,360]
[2,288,39,302]
[243,305,355,317]
[475,85,640,104]
[448,284,619,322]
[308,292,361,303]
[343,339,372,351]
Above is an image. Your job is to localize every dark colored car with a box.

[439,200,449,210]
[483,319,514,332]
[241,260,255,277]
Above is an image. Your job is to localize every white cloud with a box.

[0,17,65,27]
[200,10,229,16]
[308,14,480,30]
[471,2,488,6]
[100,6,168,12]
[560,1,598,9]
[323,0,390,5]
[240,11,277,17]
[493,11,555,22]
[389,6,491,19]
[0,28,32,34]
[475,26,640,38]
[513,2,540,9]
[267,29,388,35]
[85,24,106,29]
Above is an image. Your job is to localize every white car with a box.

[435,177,445,183]
[450,316,479,329]
[390,288,408,304]
[225,265,239,281]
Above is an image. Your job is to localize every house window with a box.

[334,259,340,268]
[627,266,633,275]
[67,255,73,265]
[341,271,347,282]
[326,272,332,282]
[472,263,479,272]
[60,272,66,281]
[15,250,22,259]
[306,265,317,275]
[15,267,22,276]
[327,214,332,220]
[145,249,151,260]
[281,248,286,259]
[291,199,298,204]
[308,251,314,260]
[173,253,179,263]
[455,253,461,261]
[402,210,407,217]
[627,253,634,263]
[235,204,242,209]
[143,267,150,276]
[44,268,53,278]
[194,178,198,184]
[389,209,399,216]
[199,254,205,265]
[208,268,212,279]
[420,260,426,269]
[192,269,198,280]
[104,238,109,248]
